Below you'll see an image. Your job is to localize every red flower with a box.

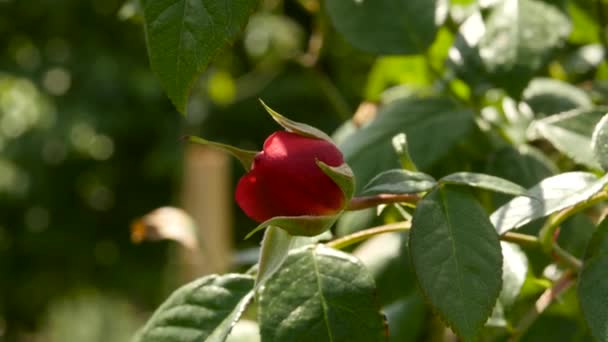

[236,131,345,223]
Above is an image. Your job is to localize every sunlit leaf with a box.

[362,169,436,196]
[491,172,608,234]
[591,113,608,171]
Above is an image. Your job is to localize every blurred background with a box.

[0,0,366,340]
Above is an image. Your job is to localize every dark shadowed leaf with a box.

[384,292,427,342]
[440,172,527,196]
[340,97,475,193]
[142,0,258,112]
[324,0,439,54]
[491,172,608,234]
[410,186,502,340]
[579,218,608,342]
[363,169,436,195]
[259,245,387,342]
[133,274,254,342]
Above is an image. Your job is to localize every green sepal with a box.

[259,99,333,142]
[245,215,338,239]
[188,136,257,171]
[316,160,356,203]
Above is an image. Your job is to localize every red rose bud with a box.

[236,131,346,223]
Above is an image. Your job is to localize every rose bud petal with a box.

[235,131,346,223]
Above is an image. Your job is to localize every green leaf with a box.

[362,169,436,196]
[259,99,333,142]
[324,0,439,54]
[255,226,324,287]
[523,78,593,117]
[592,113,608,171]
[410,186,502,340]
[568,1,600,44]
[188,136,257,170]
[364,56,431,101]
[258,245,387,341]
[133,274,254,342]
[340,97,475,193]
[579,218,608,342]
[528,108,606,170]
[440,172,527,196]
[478,0,570,96]
[491,172,608,234]
[392,133,418,171]
[142,0,258,113]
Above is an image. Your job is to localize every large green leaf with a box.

[440,172,527,196]
[133,274,254,342]
[579,218,608,342]
[592,113,608,171]
[258,245,386,341]
[491,172,608,234]
[523,78,592,117]
[478,0,570,95]
[362,169,436,196]
[528,109,606,169]
[324,0,439,54]
[410,186,502,340]
[340,97,475,193]
[142,0,258,112]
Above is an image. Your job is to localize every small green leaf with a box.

[440,172,527,196]
[258,245,387,341]
[528,109,606,169]
[591,113,608,171]
[579,218,608,342]
[362,169,436,196]
[188,136,257,170]
[410,186,502,340]
[245,215,338,239]
[142,0,259,113]
[523,78,593,117]
[316,160,355,202]
[133,274,254,342]
[491,172,608,234]
[324,0,439,54]
[392,133,418,171]
[259,99,333,142]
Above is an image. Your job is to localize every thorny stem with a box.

[510,270,575,342]
[347,194,421,211]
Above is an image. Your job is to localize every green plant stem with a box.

[347,194,421,211]
[500,231,540,248]
[538,190,608,258]
[510,270,575,342]
[326,221,412,249]
[327,220,540,251]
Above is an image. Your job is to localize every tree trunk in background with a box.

[179,145,232,280]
